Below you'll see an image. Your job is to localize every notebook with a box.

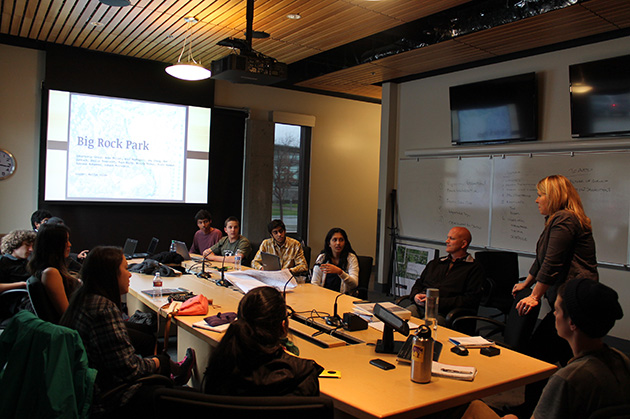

[260,252,281,271]
[122,238,138,260]
[132,237,159,259]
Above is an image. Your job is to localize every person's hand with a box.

[515,295,539,316]
[202,249,211,258]
[512,282,527,297]
[321,263,342,275]
[414,293,427,306]
[78,250,89,260]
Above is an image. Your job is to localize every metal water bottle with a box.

[411,325,433,384]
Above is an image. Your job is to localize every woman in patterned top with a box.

[60,246,194,417]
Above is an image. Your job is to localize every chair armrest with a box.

[444,307,477,328]
[395,295,413,306]
[452,315,505,329]
[100,374,173,402]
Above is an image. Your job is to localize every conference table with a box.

[126,261,556,419]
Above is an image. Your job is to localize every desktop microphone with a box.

[197,255,210,279]
[216,254,231,287]
[325,293,344,327]
[282,273,296,301]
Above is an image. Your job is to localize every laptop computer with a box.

[122,238,138,260]
[172,240,192,261]
[260,252,281,271]
[132,237,159,259]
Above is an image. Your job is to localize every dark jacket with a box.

[530,210,598,304]
[205,350,323,397]
[409,253,485,316]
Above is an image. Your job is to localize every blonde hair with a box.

[537,175,591,231]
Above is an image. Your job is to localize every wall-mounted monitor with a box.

[450,72,538,145]
[569,54,630,138]
[43,89,211,204]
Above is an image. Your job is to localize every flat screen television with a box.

[450,72,538,145]
[42,89,211,204]
[569,54,630,138]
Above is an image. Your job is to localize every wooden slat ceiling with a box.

[1,0,628,101]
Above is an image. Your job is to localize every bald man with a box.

[408,227,485,321]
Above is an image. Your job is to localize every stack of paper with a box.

[448,336,494,348]
[353,302,412,321]
[432,362,477,381]
[225,269,297,294]
[192,320,231,333]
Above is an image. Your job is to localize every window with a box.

[272,123,311,241]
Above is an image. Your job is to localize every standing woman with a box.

[27,222,80,322]
[514,174,598,364]
[60,246,194,417]
[312,228,359,294]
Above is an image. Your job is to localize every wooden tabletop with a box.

[127,261,556,419]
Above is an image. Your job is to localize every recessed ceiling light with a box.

[287,13,301,20]
[89,21,104,27]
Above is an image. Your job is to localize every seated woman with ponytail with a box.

[203,286,323,396]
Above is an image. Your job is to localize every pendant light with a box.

[165,17,211,81]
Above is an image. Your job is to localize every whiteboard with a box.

[398,152,630,265]
[398,158,492,246]
[492,154,630,264]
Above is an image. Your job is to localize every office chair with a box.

[152,388,334,419]
[452,288,540,353]
[26,275,61,324]
[588,404,630,419]
[474,251,521,318]
[0,310,96,418]
[394,294,478,335]
[354,255,373,300]
[0,288,29,329]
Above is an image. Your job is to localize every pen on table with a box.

[441,368,474,374]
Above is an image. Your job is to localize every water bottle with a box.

[425,288,439,339]
[152,271,163,297]
[411,325,433,384]
[234,253,242,270]
[170,240,176,252]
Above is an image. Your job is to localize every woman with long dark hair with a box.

[27,222,80,320]
[60,246,194,417]
[203,286,323,396]
[312,227,359,294]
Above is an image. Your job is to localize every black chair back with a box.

[26,275,60,324]
[474,251,520,316]
[153,388,334,418]
[356,255,373,300]
[0,289,29,328]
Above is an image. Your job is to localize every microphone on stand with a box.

[282,272,296,317]
[325,293,344,327]
[282,272,296,301]
[216,254,231,287]
[197,255,210,279]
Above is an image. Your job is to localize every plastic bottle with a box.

[234,253,242,270]
[153,271,163,297]
[170,240,176,252]
[425,288,440,339]
[411,324,433,384]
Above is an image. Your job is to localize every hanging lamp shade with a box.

[166,63,211,81]
[166,17,211,81]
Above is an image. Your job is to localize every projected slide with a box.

[45,90,211,203]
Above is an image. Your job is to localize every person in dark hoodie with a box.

[203,286,323,396]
